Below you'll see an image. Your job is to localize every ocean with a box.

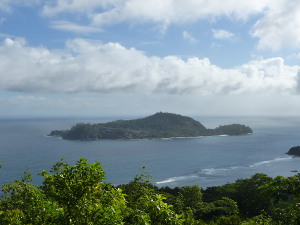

[1,116,300,189]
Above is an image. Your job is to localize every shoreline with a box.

[48,132,252,141]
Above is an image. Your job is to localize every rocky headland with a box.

[286,146,300,156]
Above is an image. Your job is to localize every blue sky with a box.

[1,0,300,117]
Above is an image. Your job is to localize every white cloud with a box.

[212,29,235,40]
[5,0,300,51]
[42,0,271,27]
[252,0,300,51]
[50,21,102,33]
[0,38,298,96]
[182,31,198,44]
[90,0,271,27]
[40,0,300,51]
[42,0,121,17]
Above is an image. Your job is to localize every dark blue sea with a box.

[1,116,300,189]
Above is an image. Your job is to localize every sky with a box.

[1,0,300,118]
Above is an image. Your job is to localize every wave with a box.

[156,175,198,185]
[200,166,241,176]
[249,156,293,167]
[200,156,293,176]
[155,156,294,185]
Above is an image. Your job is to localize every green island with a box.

[1,158,300,224]
[49,112,253,140]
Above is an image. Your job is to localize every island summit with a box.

[49,112,253,140]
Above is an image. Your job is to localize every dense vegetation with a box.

[49,112,252,140]
[1,158,300,224]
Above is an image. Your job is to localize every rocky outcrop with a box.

[286,146,300,156]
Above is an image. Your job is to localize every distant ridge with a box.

[49,112,253,140]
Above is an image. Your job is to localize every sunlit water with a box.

[1,116,300,189]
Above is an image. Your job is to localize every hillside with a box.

[49,112,252,140]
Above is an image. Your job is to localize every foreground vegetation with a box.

[1,158,300,224]
[49,112,253,140]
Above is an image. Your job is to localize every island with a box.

[286,146,300,156]
[49,112,253,140]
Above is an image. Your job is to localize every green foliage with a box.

[0,178,60,224]
[179,186,203,211]
[0,158,126,224]
[0,159,182,225]
[196,197,239,222]
[62,123,100,140]
[214,215,241,225]
[158,185,203,215]
[180,208,204,225]
[1,159,300,224]
[40,158,126,224]
[118,168,156,208]
[40,158,105,206]
[135,194,181,225]
[241,214,277,225]
[120,170,182,224]
[203,173,273,217]
[257,174,300,224]
[213,124,252,136]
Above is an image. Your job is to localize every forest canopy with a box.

[1,158,300,224]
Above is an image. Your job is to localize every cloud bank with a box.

[39,0,300,51]
[42,0,270,22]
[3,1,300,51]
[0,38,298,95]
[252,0,300,50]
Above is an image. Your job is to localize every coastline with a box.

[48,133,253,141]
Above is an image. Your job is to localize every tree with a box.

[196,197,239,222]
[179,185,203,210]
[4,159,300,224]
[0,159,183,225]
[0,169,60,224]
[0,158,127,224]
[40,158,126,224]
[258,174,300,224]
[120,170,181,224]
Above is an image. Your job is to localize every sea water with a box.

[1,116,300,189]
